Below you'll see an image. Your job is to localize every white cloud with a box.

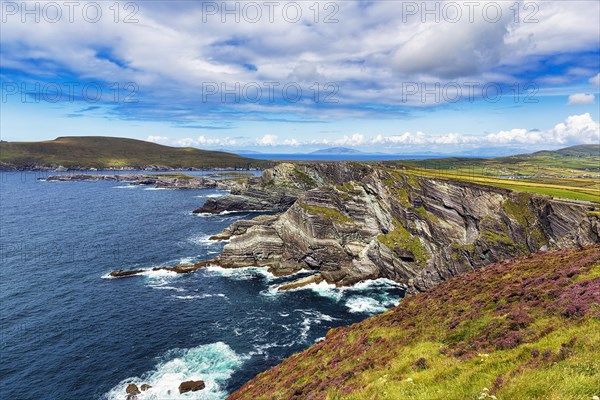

[257,134,278,146]
[174,138,196,147]
[146,135,236,147]
[146,135,169,143]
[590,73,600,86]
[3,0,599,122]
[317,114,599,148]
[282,138,300,146]
[568,93,596,105]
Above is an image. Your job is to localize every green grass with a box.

[401,168,600,203]
[299,203,353,224]
[0,136,270,169]
[378,220,428,267]
[230,246,600,400]
[376,144,600,204]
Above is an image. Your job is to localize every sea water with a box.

[0,171,405,399]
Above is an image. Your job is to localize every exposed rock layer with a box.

[209,163,599,293]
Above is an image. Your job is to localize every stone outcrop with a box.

[109,261,211,278]
[43,173,230,190]
[125,383,140,395]
[209,163,600,293]
[277,273,324,291]
[179,380,205,393]
[193,162,370,214]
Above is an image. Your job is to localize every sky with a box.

[1,0,599,154]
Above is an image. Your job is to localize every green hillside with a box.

[399,144,600,177]
[0,136,269,169]
[231,246,600,400]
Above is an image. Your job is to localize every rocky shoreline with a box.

[41,173,245,190]
[107,162,600,294]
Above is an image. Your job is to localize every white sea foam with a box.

[105,342,245,400]
[347,278,404,291]
[195,191,228,199]
[345,296,388,314]
[262,280,342,301]
[178,256,199,264]
[171,293,227,300]
[345,294,402,314]
[144,187,171,191]
[203,265,274,281]
[112,185,137,189]
[295,310,337,343]
[188,234,218,245]
[150,286,186,293]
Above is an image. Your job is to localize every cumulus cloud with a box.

[2,1,599,122]
[265,114,599,150]
[257,134,278,146]
[590,73,600,86]
[146,135,236,147]
[146,135,169,143]
[568,93,596,105]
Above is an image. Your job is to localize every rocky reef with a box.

[43,173,238,190]
[205,162,599,293]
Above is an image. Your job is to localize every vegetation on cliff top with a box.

[0,136,269,169]
[383,145,600,203]
[230,246,600,400]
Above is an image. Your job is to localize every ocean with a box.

[0,171,405,400]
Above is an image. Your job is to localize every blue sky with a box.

[1,0,599,154]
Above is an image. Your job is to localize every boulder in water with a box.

[140,384,152,391]
[179,380,206,393]
[125,383,140,395]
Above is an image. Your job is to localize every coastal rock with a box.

[108,261,211,278]
[194,162,372,215]
[125,383,140,395]
[44,173,220,189]
[212,163,599,293]
[140,384,152,391]
[179,380,205,393]
[277,273,324,291]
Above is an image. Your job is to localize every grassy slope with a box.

[383,145,600,203]
[402,168,600,203]
[403,144,600,177]
[231,246,600,400]
[0,136,269,169]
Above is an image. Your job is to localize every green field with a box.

[384,145,600,204]
[0,136,270,169]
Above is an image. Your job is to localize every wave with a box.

[171,293,227,300]
[203,266,273,281]
[188,234,221,246]
[296,310,337,343]
[196,193,226,199]
[150,286,186,293]
[344,296,390,314]
[104,342,244,400]
[263,278,405,315]
[112,185,137,189]
[144,187,171,191]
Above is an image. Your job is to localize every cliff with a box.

[229,246,600,399]
[206,163,599,293]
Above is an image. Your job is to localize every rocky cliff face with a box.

[208,163,599,293]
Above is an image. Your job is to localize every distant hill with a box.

[310,147,364,155]
[533,144,600,157]
[0,136,269,169]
